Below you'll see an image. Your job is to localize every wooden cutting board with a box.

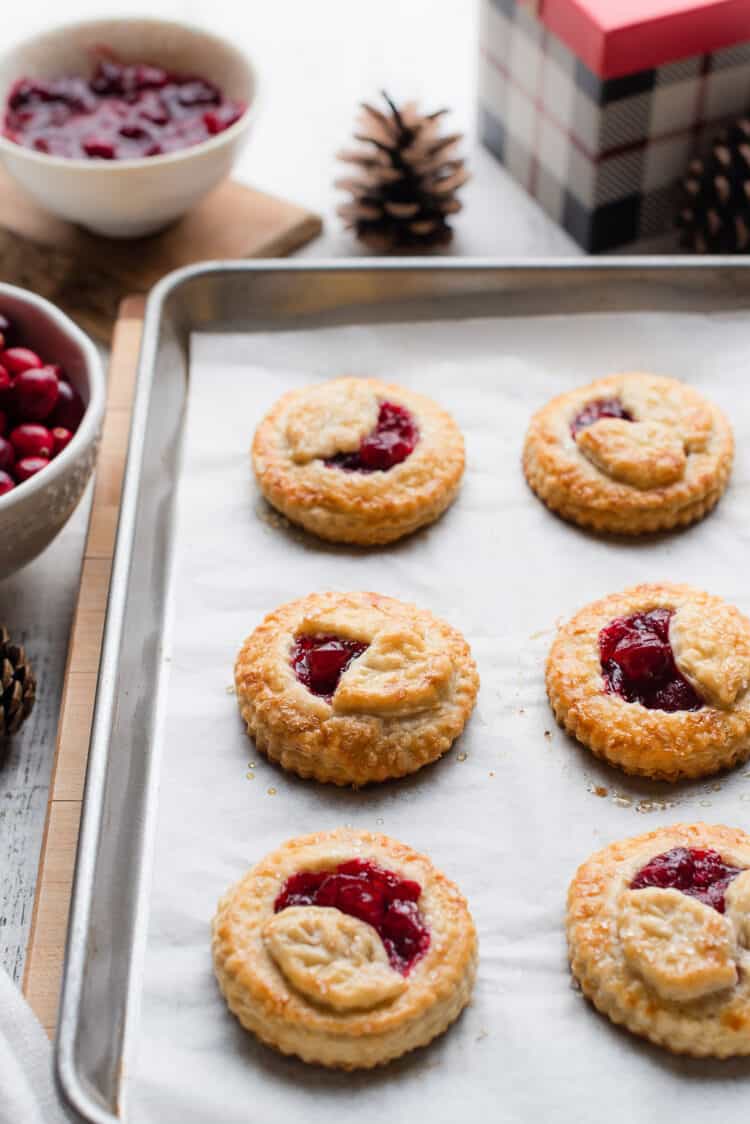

[22,296,145,1035]
[0,168,321,342]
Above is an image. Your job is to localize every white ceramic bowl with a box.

[0,284,105,580]
[0,18,256,237]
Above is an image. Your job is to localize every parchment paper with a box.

[129,310,750,1123]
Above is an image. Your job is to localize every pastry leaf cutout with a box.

[285,380,378,463]
[619,887,737,1002]
[299,603,455,716]
[670,599,750,708]
[577,418,686,490]
[334,623,454,716]
[264,906,406,1011]
[726,871,750,947]
[619,375,713,453]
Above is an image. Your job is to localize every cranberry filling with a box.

[631,847,743,913]
[275,858,430,974]
[325,401,418,472]
[3,59,245,160]
[291,634,368,700]
[571,397,633,437]
[599,609,703,713]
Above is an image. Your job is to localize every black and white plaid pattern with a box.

[480,0,750,250]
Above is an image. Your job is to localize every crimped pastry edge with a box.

[522,374,733,536]
[567,823,750,1058]
[545,583,750,781]
[212,828,478,1069]
[235,591,480,787]
[524,446,728,536]
[252,377,465,546]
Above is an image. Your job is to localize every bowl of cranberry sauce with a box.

[0,19,256,237]
[0,284,105,580]
[4,60,246,162]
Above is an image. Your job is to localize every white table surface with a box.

[1,0,671,986]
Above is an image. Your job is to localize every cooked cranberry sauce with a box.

[631,846,743,913]
[291,634,368,700]
[325,401,418,472]
[571,397,633,437]
[3,59,245,160]
[275,858,430,974]
[599,609,703,713]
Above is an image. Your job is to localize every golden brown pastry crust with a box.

[212,829,478,1069]
[252,377,465,545]
[523,373,733,535]
[546,583,750,781]
[235,591,479,786]
[567,824,750,1057]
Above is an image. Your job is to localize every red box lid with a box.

[536,0,750,79]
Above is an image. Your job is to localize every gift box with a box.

[479,0,750,250]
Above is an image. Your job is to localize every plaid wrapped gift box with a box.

[480,0,750,250]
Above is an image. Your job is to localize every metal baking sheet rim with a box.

[53,256,750,1124]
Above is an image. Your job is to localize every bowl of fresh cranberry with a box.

[0,284,105,579]
[0,18,256,237]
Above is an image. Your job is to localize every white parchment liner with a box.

[130,311,750,1122]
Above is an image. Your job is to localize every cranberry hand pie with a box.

[212,829,478,1069]
[252,376,465,545]
[568,824,750,1057]
[546,583,750,781]
[235,591,479,786]
[523,373,733,534]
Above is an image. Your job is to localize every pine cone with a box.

[337,92,468,252]
[0,626,36,739]
[677,118,750,253]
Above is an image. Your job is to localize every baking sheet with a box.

[129,309,750,1123]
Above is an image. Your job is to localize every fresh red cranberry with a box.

[599,609,703,712]
[13,364,59,421]
[48,380,84,431]
[571,397,633,437]
[0,347,42,376]
[0,365,11,398]
[631,847,743,913]
[275,858,430,974]
[51,427,73,457]
[4,59,246,161]
[0,410,7,437]
[326,401,419,473]
[0,469,14,496]
[10,423,52,459]
[14,455,49,482]
[291,634,369,699]
[0,436,14,472]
